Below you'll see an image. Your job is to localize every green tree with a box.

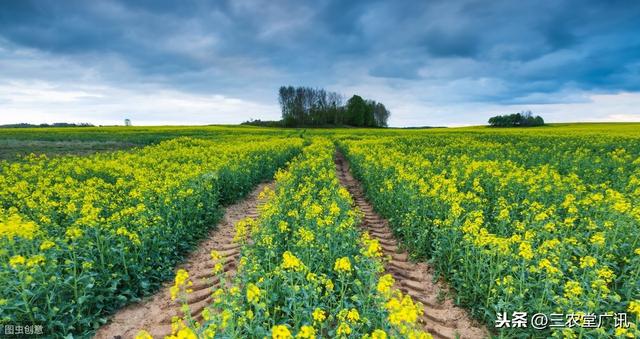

[346,95,367,126]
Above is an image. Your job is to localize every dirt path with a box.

[334,152,488,339]
[94,183,271,339]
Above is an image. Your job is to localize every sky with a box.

[1,0,639,127]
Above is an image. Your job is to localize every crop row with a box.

[163,139,431,338]
[340,135,640,338]
[0,137,303,336]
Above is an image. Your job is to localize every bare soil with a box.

[334,152,488,339]
[94,183,270,339]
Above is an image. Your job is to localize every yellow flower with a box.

[65,226,83,240]
[336,322,351,336]
[309,204,323,217]
[590,232,605,246]
[312,308,326,323]
[338,187,351,200]
[597,267,615,283]
[39,240,55,251]
[135,330,153,339]
[579,256,597,268]
[518,242,533,260]
[203,325,216,339]
[9,255,26,268]
[279,221,290,233]
[615,327,629,337]
[234,218,252,242]
[324,278,334,293]
[370,329,388,339]
[334,257,352,273]
[377,274,395,295]
[246,283,261,303]
[385,292,423,326]
[295,325,315,338]
[170,269,192,300]
[0,214,40,240]
[220,309,232,329]
[563,280,583,299]
[26,255,45,267]
[591,279,610,295]
[628,300,640,317]
[281,251,305,271]
[115,227,141,245]
[537,259,560,275]
[329,202,341,216]
[296,227,315,244]
[306,272,317,282]
[169,286,179,300]
[210,250,225,274]
[211,250,222,261]
[175,327,197,339]
[347,308,360,322]
[364,239,383,257]
[272,325,292,339]
[202,308,212,321]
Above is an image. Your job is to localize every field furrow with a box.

[95,182,272,338]
[334,151,488,339]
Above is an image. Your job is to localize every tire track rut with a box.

[95,183,271,339]
[335,152,488,339]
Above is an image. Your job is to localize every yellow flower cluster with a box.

[0,135,303,335]
[170,269,193,301]
[361,232,383,258]
[166,139,431,338]
[340,129,640,337]
[281,251,306,271]
[0,213,39,240]
[333,256,352,273]
[246,283,261,303]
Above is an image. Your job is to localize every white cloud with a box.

[0,81,280,125]
[527,91,640,123]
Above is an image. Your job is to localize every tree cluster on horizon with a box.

[488,111,544,127]
[278,86,390,127]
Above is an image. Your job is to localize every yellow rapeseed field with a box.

[1,123,639,338]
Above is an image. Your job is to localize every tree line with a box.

[488,111,544,127]
[278,86,390,127]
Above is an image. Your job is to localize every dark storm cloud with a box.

[0,0,639,124]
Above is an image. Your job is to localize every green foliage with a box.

[172,139,428,338]
[278,86,389,127]
[488,111,545,127]
[0,137,303,337]
[340,132,640,338]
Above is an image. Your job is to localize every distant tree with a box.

[533,115,544,126]
[277,86,390,127]
[327,92,343,125]
[488,111,544,127]
[346,95,367,126]
[363,100,376,127]
[373,102,390,127]
[241,119,284,127]
[278,86,296,127]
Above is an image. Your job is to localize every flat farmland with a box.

[1,123,639,338]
